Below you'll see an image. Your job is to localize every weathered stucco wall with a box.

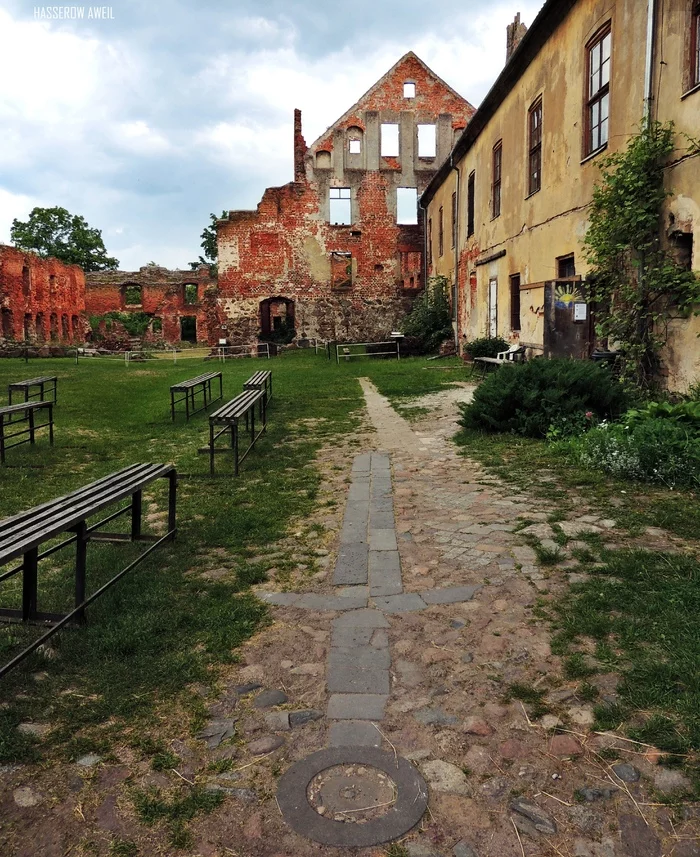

[0,245,86,344]
[425,0,699,390]
[218,52,475,343]
[85,266,220,344]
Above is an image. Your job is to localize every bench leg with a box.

[22,548,39,622]
[0,415,5,465]
[210,421,215,476]
[233,422,239,477]
[131,490,142,540]
[28,408,35,445]
[167,470,177,536]
[48,404,54,446]
[75,521,88,624]
[171,392,176,422]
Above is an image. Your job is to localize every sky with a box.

[0,0,544,271]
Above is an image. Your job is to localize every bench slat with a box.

[8,376,57,387]
[210,390,263,422]
[170,372,221,392]
[0,463,173,564]
[0,401,53,416]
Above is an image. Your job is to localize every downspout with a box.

[452,158,460,349]
[643,0,657,123]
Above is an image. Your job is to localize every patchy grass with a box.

[455,428,700,541]
[551,548,700,789]
[132,785,224,848]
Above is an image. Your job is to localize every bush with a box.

[459,358,627,438]
[464,337,510,359]
[623,399,700,430]
[402,276,453,354]
[567,418,700,488]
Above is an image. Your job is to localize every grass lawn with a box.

[0,350,469,764]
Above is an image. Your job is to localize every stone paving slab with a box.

[371,478,393,498]
[369,528,398,552]
[369,550,402,597]
[295,594,367,611]
[327,663,390,694]
[342,504,369,526]
[332,609,389,629]
[421,585,482,604]
[327,693,388,720]
[340,520,367,542]
[328,721,381,747]
[352,453,371,472]
[347,483,370,503]
[332,542,369,585]
[370,497,394,513]
[331,626,376,647]
[329,647,391,671]
[369,509,395,529]
[337,585,369,598]
[370,452,391,471]
[256,592,300,606]
[371,593,427,613]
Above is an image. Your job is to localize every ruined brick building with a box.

[84,265,218,344]
[216,53,475,343]
[0,244,86,346]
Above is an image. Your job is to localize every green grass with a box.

[0,351,474,764]
[132,785,224,848]
[552,548,700,790]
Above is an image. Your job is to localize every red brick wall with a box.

[0,245,86,343]
[85,266,222,345]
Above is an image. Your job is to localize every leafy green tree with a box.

[10,206,119,271]
[190,211,226,271]
[583,121,700,391]
[402,275,454,353]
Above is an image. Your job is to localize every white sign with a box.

[574,302,588,322]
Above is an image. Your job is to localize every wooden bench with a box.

[473,344,527,373]
[0,462,177,678]
[9,375,57,406]
[243,370,272,404]
[170,371,223,421]
[0,401,54,464]
[200,389,267,475]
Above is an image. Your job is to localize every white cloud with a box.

[116,121,172,155]
[0,187,41,245]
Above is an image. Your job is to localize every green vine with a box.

[89,312,153,338]
[402,274,453,353]
[583,121,700,392]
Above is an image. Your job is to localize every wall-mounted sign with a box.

[573,302,588,322]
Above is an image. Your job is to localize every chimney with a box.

[293,109,307,183]
[506,13,528,62]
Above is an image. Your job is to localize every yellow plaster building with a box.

[422,0,700,391]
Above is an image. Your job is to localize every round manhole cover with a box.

[277,747,428,847]
[308,764,397,823]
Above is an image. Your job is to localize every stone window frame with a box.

[584,22,612,158]
[691,2,700,91]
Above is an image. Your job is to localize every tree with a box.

[402,275,454,353]
[189,210,226,272]
[10,206,119,272]
[583,121,700,391]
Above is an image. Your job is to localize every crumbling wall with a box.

[0,244,86,344]
[85,265,221,344]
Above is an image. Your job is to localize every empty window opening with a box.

[467,171,475,237]
[35,314,44,342]
[331,251,352,290]
[586,26,611,154]
[381,124,399,157]
[124,283,142,305]
[329,187,352,225]
[24,314,32,341]
[492,141,502,219]
[528,98,543,195]
[438,206,444,257]
[670,231,693,271]
[71,315,79,340]
[510,274,521,331]
[61,314,69,340]
[21,265,31,299]
[1,309,13,339]
[49,274,56,295]
[396,188,418,224]
[50,313,58,341]
[403,81,416,98]
[557,254,576,279]
[417,125,436,158]
[349,139,361,154]
[180,316,197,342]
[152,318,163,334]
[184,283,199,304]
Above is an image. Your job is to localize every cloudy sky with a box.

[0,0,543,271]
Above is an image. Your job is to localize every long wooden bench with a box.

[170,371,223,421]
[243,370,272,403]
[200,389,267,475]
[8,375,57,406]
[0,401,54,464]
[0,462,177,678]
